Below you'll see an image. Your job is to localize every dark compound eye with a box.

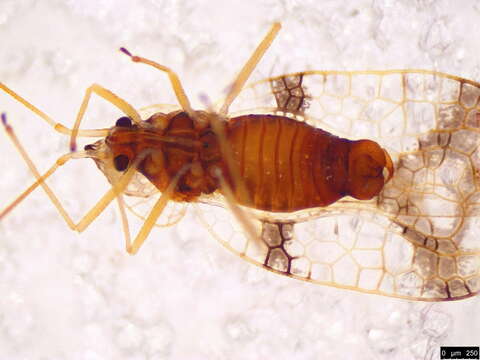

[84,144,95,151]
[115,116,132,127]
[113,154,130,171]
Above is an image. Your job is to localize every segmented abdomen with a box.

[226,114,350,212]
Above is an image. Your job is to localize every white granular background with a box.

[0,1,479,359]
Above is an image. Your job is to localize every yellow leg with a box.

[120,47,194,117]
[219,22,281,115]
[116,194,132,252]
[69,83,142,152]
[127,164,191,255]
[212,166,259,246]
[201,23,283,238]
[207,111,251,206]
[1,113,136,233]
[0,82,109,138]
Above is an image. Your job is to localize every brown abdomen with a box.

[226,114,351,212]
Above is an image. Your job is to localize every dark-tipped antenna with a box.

[118,47,194,116]
[119,47,132,57]
[1,112,11,132]
[119,47,142,64]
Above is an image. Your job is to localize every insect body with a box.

[95,110,393,213]
[1,23,479,302]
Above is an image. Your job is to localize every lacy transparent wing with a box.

[123,172,187,228]
[196,199,479,301]
[203,70,480,301]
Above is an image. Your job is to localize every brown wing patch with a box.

[261,222,299,273]
[269,74,311,115]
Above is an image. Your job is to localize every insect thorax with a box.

[86,111,224,202]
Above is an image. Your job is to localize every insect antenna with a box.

[0,82,110,138]
[0,113,86,223]
[119,47,195,118]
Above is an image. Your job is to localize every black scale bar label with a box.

[441,347,479,359]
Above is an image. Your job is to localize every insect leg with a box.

[219,22,281,115]
[119,47,194,117]
[204,111,251,208]
[0,82,109,138]
[207,24,282,206]
[116,194,132,252]
[126,164,191,255]
[1,113,136,232]
[212,166,259,246]
[69,83,142,152]
[1,113,78,226]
